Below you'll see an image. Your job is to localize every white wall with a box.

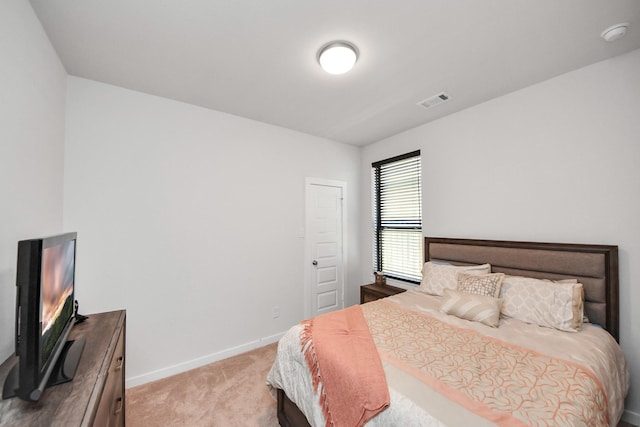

[63,77,360,386]
[0,1,66,361]
[360,49,640,422]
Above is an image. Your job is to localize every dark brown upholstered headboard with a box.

[425,237,619,341]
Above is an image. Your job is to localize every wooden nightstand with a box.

[360,283,407,304]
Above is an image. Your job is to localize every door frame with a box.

[304,177,347,319]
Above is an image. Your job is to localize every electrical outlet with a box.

[272,306,280,319]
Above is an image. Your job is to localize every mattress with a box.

[266,290,629,426]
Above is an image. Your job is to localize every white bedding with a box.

[266,290,629,426]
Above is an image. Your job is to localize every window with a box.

[372,151,423,283]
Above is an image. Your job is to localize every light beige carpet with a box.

[126,343,279,426]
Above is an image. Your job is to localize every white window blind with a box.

[372,151,422,283]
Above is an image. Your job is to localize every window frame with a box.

[372,150,423,284]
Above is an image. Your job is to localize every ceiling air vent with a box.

[417,92,451,110]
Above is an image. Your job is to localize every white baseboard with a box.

[125,331,286,389]
[623,409,640,425]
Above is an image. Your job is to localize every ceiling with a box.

[29,0,640,146]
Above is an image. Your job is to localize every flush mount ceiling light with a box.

[601,23,629,42]
[317,41,359,75]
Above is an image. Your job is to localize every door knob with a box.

[312,260,318,266]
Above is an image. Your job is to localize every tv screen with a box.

[40,238,75,370]
[2,232,85,402]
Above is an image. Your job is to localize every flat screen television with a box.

[2,232,85,402]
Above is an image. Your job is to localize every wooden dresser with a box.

[0,310,126,426]
[360,283,407,303]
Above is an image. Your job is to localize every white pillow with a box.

[418,262,491,296]
[441,289,503,328]
[500,276,584,332]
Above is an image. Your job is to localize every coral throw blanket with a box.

[300,305,390,427]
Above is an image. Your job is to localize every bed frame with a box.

[276,236,620,427]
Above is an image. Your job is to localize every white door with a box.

[305,180,345,318]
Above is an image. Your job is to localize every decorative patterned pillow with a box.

[500,276,584,332]
[457,272,505,298]
[441,289,503,327]
[418,262,491,296]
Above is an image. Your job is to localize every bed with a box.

[267,237,629,426]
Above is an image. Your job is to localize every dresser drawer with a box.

[93,326,125,427]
